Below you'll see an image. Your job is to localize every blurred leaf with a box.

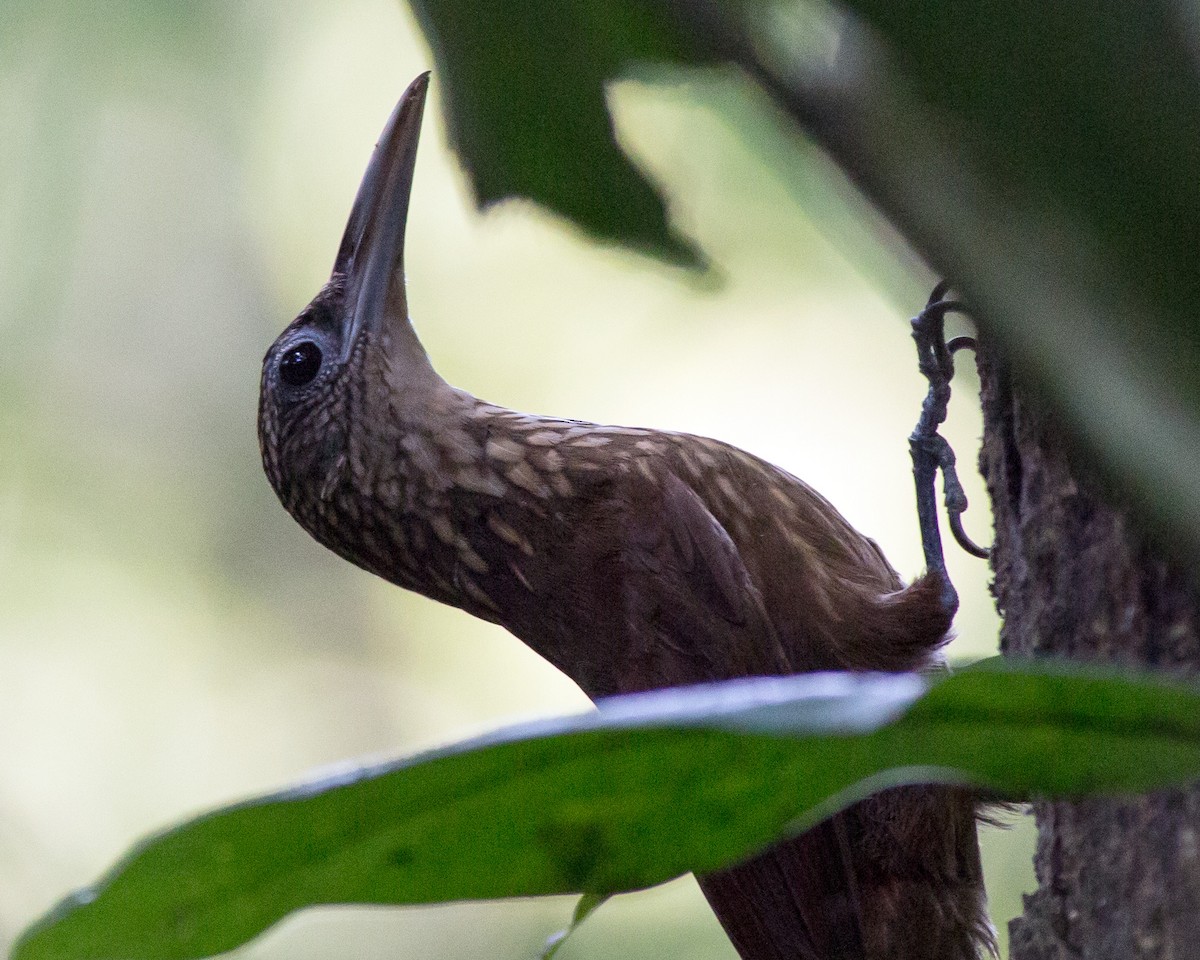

[15,662,1200,960]
[760,0,1200,554]
[406,0,716,265]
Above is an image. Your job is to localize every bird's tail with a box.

[829,571,956,673]
[698,785,993,960]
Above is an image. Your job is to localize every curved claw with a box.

[950,512,990,559]
[926,279,952,306]
[938,333,991,559]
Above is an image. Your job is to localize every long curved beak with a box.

[334,72,430,357]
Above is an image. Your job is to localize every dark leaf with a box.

[752,0,1200,554]
[407,0,718,264]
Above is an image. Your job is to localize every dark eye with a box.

[279,340,323,387]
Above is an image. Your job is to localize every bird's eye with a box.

[279,340,323,387]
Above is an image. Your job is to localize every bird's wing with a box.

[614,468,877,960]
[615,468,792,689]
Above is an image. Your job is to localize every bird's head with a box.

[258,72,440,516]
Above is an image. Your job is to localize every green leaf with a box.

[407,0,716,265]
[15,662,1200,960]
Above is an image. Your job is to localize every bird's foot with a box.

[909,283,989,616]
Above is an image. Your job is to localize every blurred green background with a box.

[0,0,1033,956]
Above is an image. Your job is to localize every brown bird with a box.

[258,73,992,960]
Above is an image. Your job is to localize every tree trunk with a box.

[976,337,1200,958]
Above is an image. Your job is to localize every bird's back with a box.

[646,432,953,674]
[443,415,953,685]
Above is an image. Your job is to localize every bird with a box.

[258,72,993,960]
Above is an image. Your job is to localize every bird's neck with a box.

[373,312,441,390]
[295,381,504,600]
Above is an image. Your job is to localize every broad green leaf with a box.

[15,662,1200,960]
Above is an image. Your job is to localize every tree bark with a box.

[976,337,1200,958]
